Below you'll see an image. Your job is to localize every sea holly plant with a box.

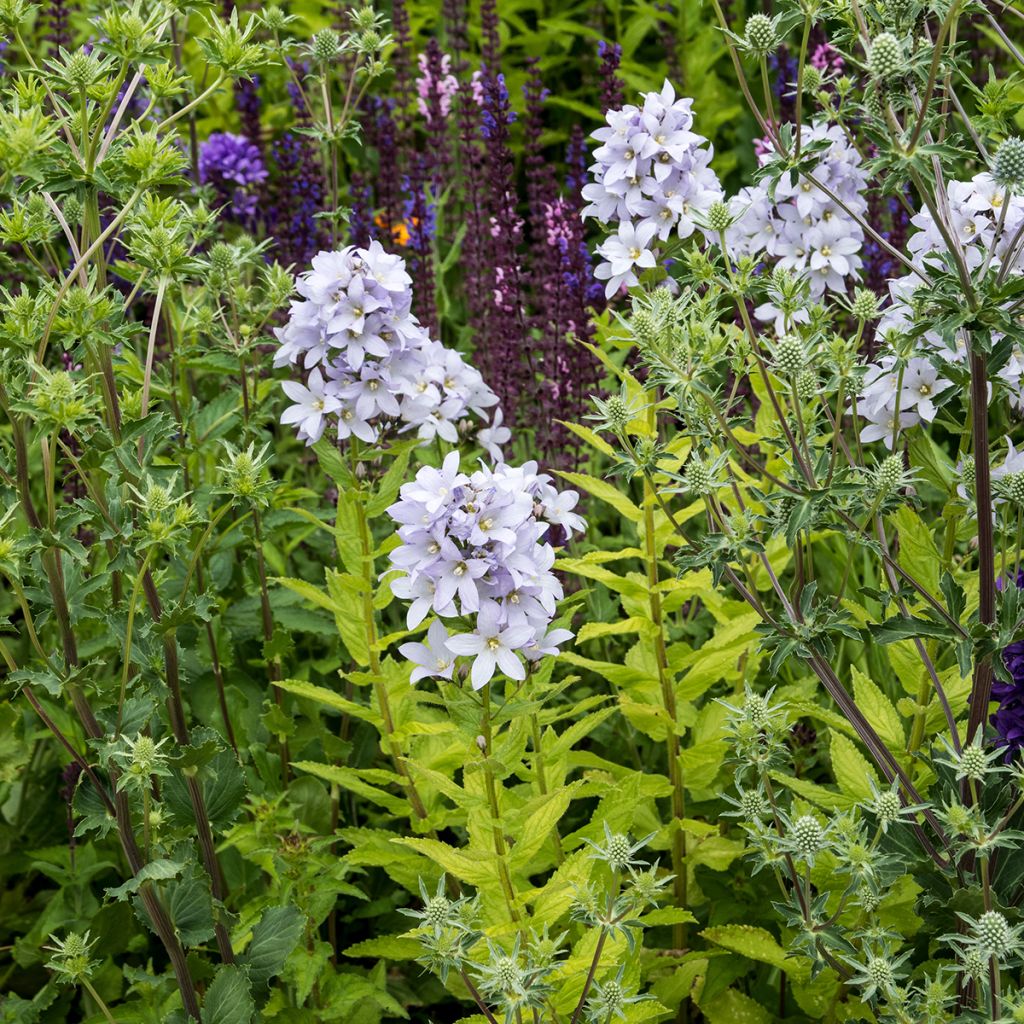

[576,0,1024,1017]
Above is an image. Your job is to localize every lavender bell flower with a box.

[387,451,584,689]
[198,132,268,225]
[995,571,1024,755]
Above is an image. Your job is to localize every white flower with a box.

[594,220,659,298]
[399,619,456,684]
[280,368,341,445]
[446,601,534,688]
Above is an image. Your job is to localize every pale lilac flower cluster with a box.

[275,243,504,453]
[582,81,723,298]
[857,355,952,448]
[726,123,868,313]
[859,174,1024,446]
[416,50,458,119]
[389,452,585,689]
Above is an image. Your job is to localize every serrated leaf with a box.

[240,905,305,986]
[293,760,408,815]
[554,471,641,520]
[343,935,422,960]
[830,731,879,800]
[274,678,382,725]
[851,667,904,751]
[202,965,254,1024]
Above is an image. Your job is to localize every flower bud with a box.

[605,833,633,870]
[866,957,895,991]
[705,200,732,233]
[977,911,1013,957]
[790,815,825,858]
[872,789,901,826]
[960,455,976,492]
[795,370,818,402]
[683,455,713,496]
[772,334,804,377]
[630,308,659,348]
[603,395,630,432]
[851,287,880,321]
[959,744,989,782]
[875,454,904,495]
[802,65,824,94]
[868,33,904,81]
[312,29,340,63]
[744,14,778,56]
[994,137,1024,192]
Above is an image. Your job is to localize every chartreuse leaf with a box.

[769,771,857,811]
[240,905,305,986]
[830,731,879,799]
[343,935,422,960]
[202,965,254,1024]
[392,837,499,887]
[701,924,809,981]
[891,506,941,595]
[698,988,772,1024]
[851,666,904,751]
[509,782,581,870]
[293,761,408,815]
[325,569,371,665]
[273,678,382,725]
[555,471,642,520]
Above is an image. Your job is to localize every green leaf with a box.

[830,731,879,800]
[274,678,382,725]
[293,760,408,815]
[166,868,215,947]
[202,965,254,1024]
[698,988,773,1024]
[701,924,807,980]
[105,858,183,901]
[851,667,904,751]
[891,507,940,596]
[576,616,658,642]
[240,905,306,986]
[391,837,498,887]
[343,935,422,960]
[554,471,642,521]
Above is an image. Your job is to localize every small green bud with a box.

[634,436,658,469]
[1006,472,1024,506]
[790,815,825,858]
[630,309,660,348]
[740,788,770,820]
[744,14,778,56]
[873,789,901,826]
[349,5,378,31]
[958,456,974,491]
[602,395,630,432]
[875,454,904,495]
[993,137,1024,192]
[802,65,824,94]
[868,33,904,81]
[605,833,633,870]
[795,370,818,402]
[63,51,102,89]
[960,746,989,781]
[772,334,804,377]
[262,5,289,32]
[683,455,713,496]
[312,29,340,63]
[851,287,881,321]
[493,956,522,992]
[705,200,732,233]
[961,946,986,979]
[743,693,771,728]
[866,957,895,992]
[977,911,1013,957]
